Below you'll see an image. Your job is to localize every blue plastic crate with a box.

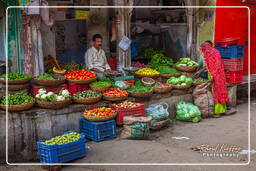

[37,131,86,164]
[80,119,116,142]
[216,44,244,58]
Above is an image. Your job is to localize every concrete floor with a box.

[1,99,255,171]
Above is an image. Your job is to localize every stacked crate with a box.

[216,44,244,83]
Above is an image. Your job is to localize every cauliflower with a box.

[46,92,54,97]
[38,88,47,95]
[56,96,65,101]
[41,94,47,99]
[61,89,70,98]
[35,94,41,98]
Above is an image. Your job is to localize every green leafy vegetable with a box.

[148,53,173,69]
[36,73,57,80]
[143,48,164,59]
[127,85,153,93]
[1,92,34,105]
[73,90,101,98]
[90,81,111,87]
[157,66,180,75]
[0,73,31,80]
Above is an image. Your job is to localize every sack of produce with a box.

[121,116,152,139]
[146,102,170,130]
[192,81,214,118]
[175,101,201,123]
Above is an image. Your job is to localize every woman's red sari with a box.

[200,42,229,104]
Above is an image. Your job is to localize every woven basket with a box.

[175,65,197,72]
[103,95,128,102]
[141,77,155,87]
[83,111,117,122]
[161,73,181,78]
[129,90,153,98]
[154,85,172,93]
[90,85,111,92]
[0,101,35,112]
[36,99,71,109]
[72,95,102,104]
[2,83,29,91]
[67,77,96,84]
[135,74,159,79]
[174,84,191,90]
[34,79,65,86]
[0,78,31,85]
[193,81,206,86]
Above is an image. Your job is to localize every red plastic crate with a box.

[109,103,145,125]
[67,83,90,95]
[32,84,68,96]
[222,58,243,71]
[225,70,243,83]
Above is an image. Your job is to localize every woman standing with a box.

[194,41,229,116]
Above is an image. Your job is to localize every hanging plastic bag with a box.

[146,102,169,122]
[175,101,201,123]
[114,81,130,90]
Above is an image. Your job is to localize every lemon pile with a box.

[135,68,160,75]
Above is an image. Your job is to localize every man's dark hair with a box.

[205,40,213,46]
[92,34,103,41]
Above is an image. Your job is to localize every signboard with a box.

[75,10,89,20]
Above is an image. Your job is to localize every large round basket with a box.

[193,81,206,86]
[73,95,102,104]
[2,83,29,91]
[141,77,155,87]
[36,99,71,109]
[67,77,96,84]
[135,74,159,79]
[83,111,117,122]
[34,79,65,86]
[154,85,172,93]
[103,95,128,102]
[174,84,191,90]
[0,101,35,112]
[90,85,111,92]
[129,90,153,98]
[161,73,181,78]
[175,65,198,72]
[0,78,31,85]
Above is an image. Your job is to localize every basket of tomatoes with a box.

[103,88,128,102]
[65,69,97,84]
[83,107,117,122]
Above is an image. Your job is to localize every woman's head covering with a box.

[199,41,213,54]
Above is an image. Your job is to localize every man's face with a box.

[93,38,103,49]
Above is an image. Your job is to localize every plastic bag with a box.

[146,102,169,122]
[114,81,130,90]
[175,101,201,123]
[121,116,152,139]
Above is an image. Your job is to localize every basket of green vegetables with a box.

[0,73,32,84]
[167,75,193,90]
[89,80,112,92]
[175,58,199,72]
[127,85,154,98]
[157,66,181,78]
[0,92,35,112]
[73,90,102,104]
[193,78,208,86]
[34,73,66,86]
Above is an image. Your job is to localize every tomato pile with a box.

[64,69,96,80]
[84,107,115,117]
[103,88,128,97]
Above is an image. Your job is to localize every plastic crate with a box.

[37,131,86,164]
[222,58,243,71]
[80,119,116,142]
[225,70,243,83]
[109,103,145,125]
[32,84,68,97]
[216,44,244,58]
[67,83,90,96]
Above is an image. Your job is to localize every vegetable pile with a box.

[155,82,171,88]
[103,88,128,97]
[193,78,208,83]
[112,100,142,108]
[42,132,81,145]
[135,68,160,76]
[73,90,101,99]
[148,53,173,69]
[131,61,147,68]
[0,73,31,80]
[64,69,96,80]
[176,101,201,123]
[175,58,199,67]
[167,75,193,86]
[84,107,115,117]
[142,48,164,59]
[127,85,153,93]
[62,62,82,72]
[36,73,57,80]
[36,88,70,102]
[1,92,34,105]
[90,81,111,87]
[156,66,180,75]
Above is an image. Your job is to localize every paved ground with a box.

[1,99,255,171]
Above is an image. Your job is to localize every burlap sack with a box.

[192,81,214,118]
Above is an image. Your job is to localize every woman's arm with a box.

[193,66,207,78]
